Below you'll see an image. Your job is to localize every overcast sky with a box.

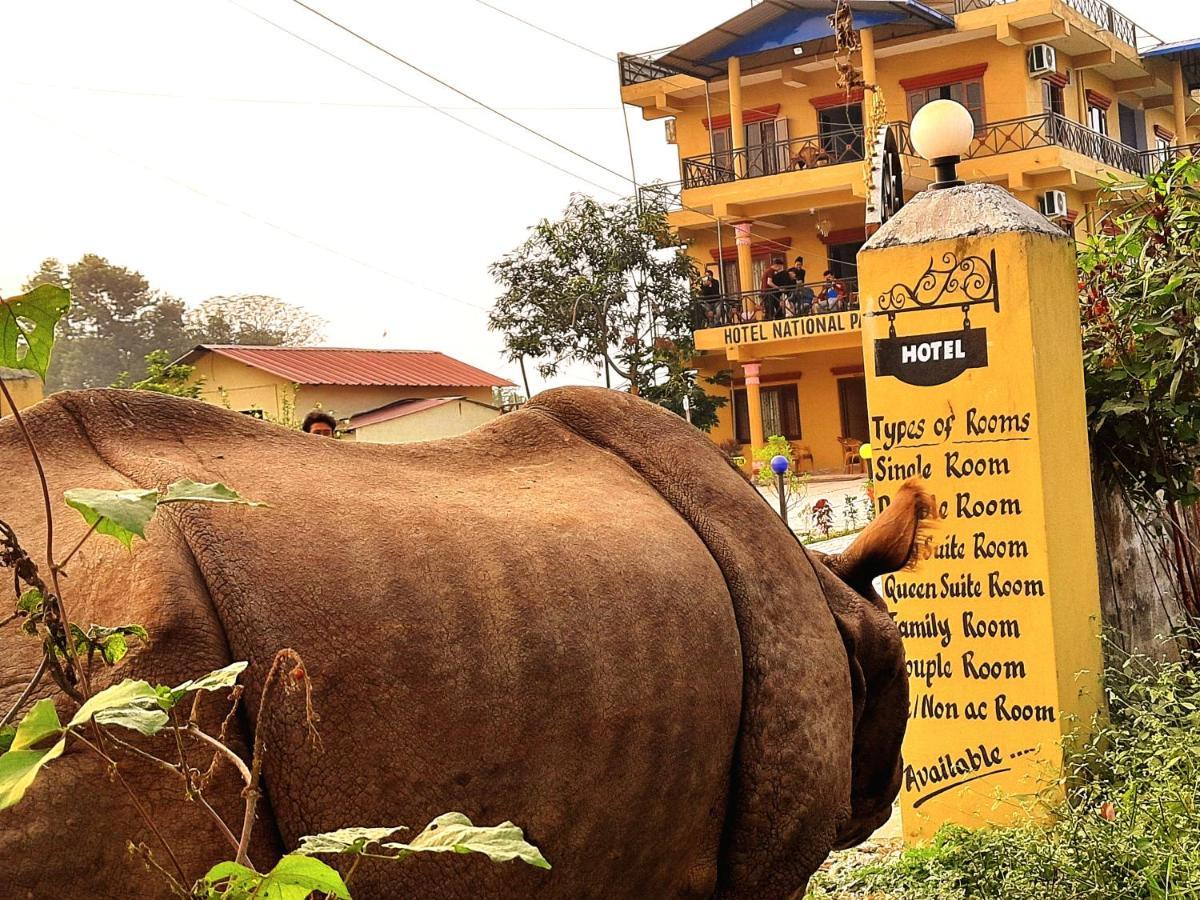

[1,1,1197,394]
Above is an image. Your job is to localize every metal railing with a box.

[693,279,861,331]
[952,0,1160,51]
[681,128,866,190]
[618,49,681,87]
[1141,143,1200,175]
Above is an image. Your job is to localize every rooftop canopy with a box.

[641,0,952,82]
[1141,38,1200,93]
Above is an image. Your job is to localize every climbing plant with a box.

[0,285,548,896]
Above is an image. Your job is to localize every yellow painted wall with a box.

[0,374,43,416]
[186,352,494,425]
[698,344,864,472]
[349,399,500,445]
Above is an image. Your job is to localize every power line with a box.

[274,1,792,251]
[2,96,493,314]
[466,0,610,62]
[14,80,618,111]
[226,0,625,197]
[286,0,634,186]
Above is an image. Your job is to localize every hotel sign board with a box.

[694,310,861,352]
[858,232,1104,843]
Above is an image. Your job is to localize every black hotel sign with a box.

[875,328,988,387]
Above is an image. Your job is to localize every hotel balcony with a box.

[692,283,864,360]
[656,114,1200,230]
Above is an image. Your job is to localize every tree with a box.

[1080,157,1200,624]
[187,295,325,346]
[112,350,202,398]
[23,254,191,390]
[488,192,725,430]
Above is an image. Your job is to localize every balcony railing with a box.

[681,128,866,190]
[619,49,681,87]
[693,279,861,331]
[952,0,1160,51]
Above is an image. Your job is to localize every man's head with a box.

[702,269,715,281]
[302,410,337,437]
[795,256,804,266]
[771,257,785,270]
[824,270,835,281]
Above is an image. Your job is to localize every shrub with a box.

[808,638,1200,899]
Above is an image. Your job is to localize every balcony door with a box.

[818,105,865,162]
[1117,103,1146,150]
[746,118,790,178]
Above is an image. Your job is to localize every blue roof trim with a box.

[1142,37,1200,58]
[700,1,952,66]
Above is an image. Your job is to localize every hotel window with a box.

[1041,80,1065,117]
[1086,91,1111,137]
[733,384,801,444]
[907,79,984,132]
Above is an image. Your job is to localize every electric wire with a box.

[227,0,625,197]
[466,0,611,62]
[2,96,493,314]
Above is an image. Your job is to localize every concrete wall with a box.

[349,399,500,445]
[0,374,43,416]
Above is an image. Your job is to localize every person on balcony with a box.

[817,271,846,314]
[766,257,795,320]
[697,268,724,327]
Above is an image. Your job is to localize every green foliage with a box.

[68,623,149,665]
[1079,158,1200,511]
[0,284,71,381]
[113,349,202,398]
[186,294,325,347]
[64,480,263,548]
[488,192,725,430]
[201,855,350,900]
[808,640,1200,899]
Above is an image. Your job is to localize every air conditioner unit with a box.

[664,119,677,145]
[1028,44,1057,77]
[1039,190,1069,219]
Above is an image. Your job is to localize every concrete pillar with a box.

[742,361,765,462]
[729,56,745,177]
[858,182,1105,843]
[734,222,755,315]
[1173,61,1188,144]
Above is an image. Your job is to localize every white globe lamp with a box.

[910,99,976,189]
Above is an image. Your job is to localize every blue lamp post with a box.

[770,454,790,523]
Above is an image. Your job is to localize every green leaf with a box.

[259,855,350,900]
[63,488,159,548]
[159,479,265,508]
[383,813,551,870]
[17,588,44,615]
[0,699,68,810]
[0,744,66,810]
[0,727,14,754]
[68,679,167,734]
[10,699,62,751]
[0,284,71,381]
[296,825,408,856]
[162,661,248,708]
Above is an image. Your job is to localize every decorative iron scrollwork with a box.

[876,249,1000,313]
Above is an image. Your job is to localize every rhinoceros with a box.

[0,386,927,898]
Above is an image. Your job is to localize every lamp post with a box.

[770,454,790,523]
[909,98,976,189]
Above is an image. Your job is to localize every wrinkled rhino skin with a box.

[0,387,923,898]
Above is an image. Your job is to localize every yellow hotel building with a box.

[619,0,1199,472]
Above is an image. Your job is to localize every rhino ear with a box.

[826,479,938,598]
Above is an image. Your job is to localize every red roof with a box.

[180,345,514,388]
[348,396,496,430]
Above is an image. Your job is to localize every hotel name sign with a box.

[699,310,862,351]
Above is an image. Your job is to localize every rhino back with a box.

[38,389,743,898]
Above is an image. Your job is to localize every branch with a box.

[54,521,100,574]
[0,654,48,730]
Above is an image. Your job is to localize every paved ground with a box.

[756,474,871,539]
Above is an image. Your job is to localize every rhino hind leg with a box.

[529,388,861,897]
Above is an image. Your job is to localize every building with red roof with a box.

[177,345,515,440]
